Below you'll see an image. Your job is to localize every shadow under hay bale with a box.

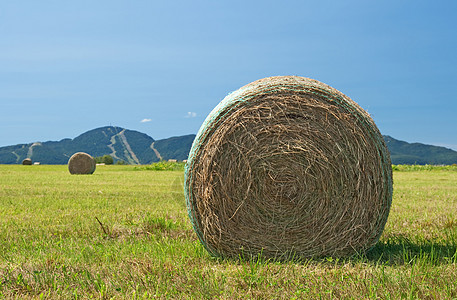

[22,158,32,165]
[184,76,393,260]
[68,152,96,175]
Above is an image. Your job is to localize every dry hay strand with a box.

[184,76,393,260]
[22,158,32,165]
[68,152,96,175]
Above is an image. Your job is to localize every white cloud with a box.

[185,112,197,118]
[140,118,152,123]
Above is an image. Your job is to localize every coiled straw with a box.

[185,76,392,259]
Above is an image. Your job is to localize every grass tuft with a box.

[135,161,186,171]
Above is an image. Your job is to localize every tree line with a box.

[94,155,127,165]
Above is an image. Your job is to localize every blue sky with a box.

[1,1,456,150]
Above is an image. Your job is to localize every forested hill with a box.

[383,135,457,165]
[1,127,456,165]
[0,126,195,165]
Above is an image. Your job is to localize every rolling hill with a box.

[383,135,457,165]
[1,127,456,165]
[0,126,195,165]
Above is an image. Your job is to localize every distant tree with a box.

[116,159,127,165]
[94,155,114,165]
[102,155,113,165]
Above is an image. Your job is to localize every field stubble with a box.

[0,165,456,299]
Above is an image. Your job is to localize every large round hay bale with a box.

[184,76,393,259]
[22,158,32,165]
[68,152,96,175]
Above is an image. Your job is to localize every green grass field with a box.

[1,164,456,299]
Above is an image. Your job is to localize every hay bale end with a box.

[184,76,393,260]
[22,158,32,165]
[68,152,96,175]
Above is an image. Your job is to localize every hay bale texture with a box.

[184,76,393,259]
[22,158,32,165]
[68,152,96,175]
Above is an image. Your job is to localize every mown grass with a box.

[392,164,457,172]
[0,164,456,299]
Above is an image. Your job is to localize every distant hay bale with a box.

[184,76,393,259]
[68,152,96,175]
[22,158,32,165]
